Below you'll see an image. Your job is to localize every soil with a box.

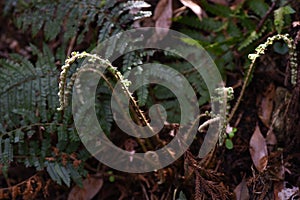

[0,2,299,200]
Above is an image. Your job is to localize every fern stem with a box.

[227,60,255,123]
[1,122,61,138]
[57,52,159,152]
[228,34,298,122]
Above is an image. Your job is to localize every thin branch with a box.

[255,1,276,33]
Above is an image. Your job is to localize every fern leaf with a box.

[5,138,13,162]
[247,0,269,18]
[238,26,267,51]
[11,0,151,44]
[199,0,232,17]
[175,16,223,32]
[54,163,71,187]
[227,21,242,37]
[137,85,149,107]
[274,5,295,34]
[68,164,83,187]
[47,162,62,185]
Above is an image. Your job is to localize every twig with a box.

[255,1,276,32]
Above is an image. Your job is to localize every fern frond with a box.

[274,5,295,34]
[247,0,269,18]
[0,44,58,125]
[176,16,224,32]
[12,0,151,43]
[238,25,267,51]
[199,0,232,17]
[227,21,242,38]
[0,0,154,187]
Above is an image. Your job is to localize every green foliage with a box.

[6,0,151,43]
[176,16,224,32]
[228,33,298,127]
[0,44,89,184]
[0,44,57,123]
[1,0,298,191]
[46,162,70,186]
[199,0,232,17]
[225,127,237,150]
[108,171,115,183]
[248,34,298,85]
[274,5,295,34]
[0,0,152,186]
[238,25,267,51]
[246,0,269,17]
[225,139,233,149]
[174,0,296,72]
[171,1,297,136]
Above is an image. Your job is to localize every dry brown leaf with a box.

[153,0,168,21]
[68,174,103,200]
[249,125,268,172]
[153,0,173,39]
[266,129,277,146]
[234,178,249,200]
[179,0,204,20]
[258,82,276,127]
[266,129,277,152]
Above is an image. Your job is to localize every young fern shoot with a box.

[228,34,298,123]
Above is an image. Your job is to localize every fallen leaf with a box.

[258,82,276,127]
[68,174,103,200]
[153,0,173,39]
[234,178,249,200]
[266,129,277,146]
[179,0,204,20]
[249,125,268,172]
[266,129,277,152]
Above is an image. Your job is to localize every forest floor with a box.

[0,2,300,200]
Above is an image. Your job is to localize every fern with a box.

[135,85,149,106]
[247,0,269,18]
[227,21,242,38]
[229,33,298,123]
[0,45,89,185]
[172,0,296,122]
[46,162,72,187]
[10,0,151,43]
[0,0,153,187]
[274,5,295,34]
[0,44,58,124]
[95,85,114,135]
[175,16,224,32]
[199,0,232,17]
[238,25,267,51]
